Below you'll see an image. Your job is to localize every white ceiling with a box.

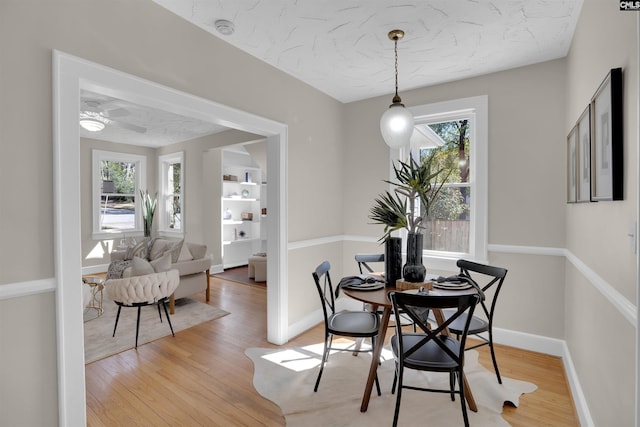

[153,0,583,103]
[79,90,226,146]
[82,0,583,146]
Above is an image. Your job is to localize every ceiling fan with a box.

[79,99,147,133]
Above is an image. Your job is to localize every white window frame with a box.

[92,149,147,240]
[158,151,185,237]
[396,95,488,272]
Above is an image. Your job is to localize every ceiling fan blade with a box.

[102,107,129,118]
[110,119,147,133]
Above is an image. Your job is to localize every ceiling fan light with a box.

[80,118,105,132]
[380,102,414,149]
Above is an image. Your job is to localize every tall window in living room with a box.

[92,150,147,238]
[158,152,184,235]
[406,96,488,270]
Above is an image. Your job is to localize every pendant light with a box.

[380,29,414,149]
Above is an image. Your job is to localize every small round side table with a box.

[82,276,105,321]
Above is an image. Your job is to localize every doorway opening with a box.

[53,51,288,425]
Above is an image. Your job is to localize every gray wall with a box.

[565,2,638,425]
[343,59,568,339]
[0,0,637,425]
[0,0,342,424]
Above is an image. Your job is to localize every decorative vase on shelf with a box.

[384,237,402,287]
[403,232,426,282]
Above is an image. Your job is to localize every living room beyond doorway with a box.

[213,265,266,288]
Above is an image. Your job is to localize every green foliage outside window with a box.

[101,161,136,195]
[420,120,470,221]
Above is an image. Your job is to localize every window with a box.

[404,96,488,270]
[158,152,184,236]
[92,150,146,239]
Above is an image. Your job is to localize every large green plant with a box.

[140,189,157,237]
[369,151,452,242]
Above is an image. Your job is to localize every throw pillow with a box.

[164,239,184,263]
[149,239,170,261]
[106,259,132,280]
[130,256,155,276]
[177,242,193,261]
[126,240,147,260]
[150,252,172,273]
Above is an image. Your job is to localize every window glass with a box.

[159,152,184,234]
[99,160,137,231]
[165,162,182,230]
[405,95,488,269]
[92,150,146,238]
[420,119,471,254]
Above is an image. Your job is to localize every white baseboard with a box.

[560,342,595,427]
[287,307,324,339]
[210,264,224,274]
[287,297,361,339]
[492,327,566,356]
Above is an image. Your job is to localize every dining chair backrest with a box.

[391,291,479,360]
[390,291,479,427]
[355,253,384,274]
[312,260,337,322]
[456,259,507,324]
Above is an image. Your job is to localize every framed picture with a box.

[566,125,577,203]
[576,105,591,202]
[591,67,623,201]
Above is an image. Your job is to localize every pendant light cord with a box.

[394,36,399,99]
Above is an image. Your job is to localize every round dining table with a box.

[342,283,479,413]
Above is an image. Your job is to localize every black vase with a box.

[384,237,402,287]
[403,232,426,282]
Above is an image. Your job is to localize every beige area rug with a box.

[84,297,229,364]
[246,341,536,426]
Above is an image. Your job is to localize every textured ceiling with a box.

[79,90,226,146]
[153,0,583,103]
[82,0,583,146]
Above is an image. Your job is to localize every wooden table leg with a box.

[360,305,391,412]
[205,269,211,303]
[432,308,477,412]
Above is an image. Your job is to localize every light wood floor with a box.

[85,277,579,426]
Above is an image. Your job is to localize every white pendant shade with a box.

[380,103,414,149]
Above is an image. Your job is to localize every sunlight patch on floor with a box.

[260,339,394,372]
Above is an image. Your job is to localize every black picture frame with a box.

[590,67,623,201]
[567,125,577,203]
[576,105,591,202]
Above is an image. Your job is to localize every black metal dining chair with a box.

[437,259,508,384]
[355,253,415,331]
[355,253,385,275]
[311,261,381,395]
[390,290,480,427]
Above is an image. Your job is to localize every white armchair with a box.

[106,269,180,348]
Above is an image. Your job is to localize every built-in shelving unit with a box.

[221,149,266,269]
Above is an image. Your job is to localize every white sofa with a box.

[110,238,211,314]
